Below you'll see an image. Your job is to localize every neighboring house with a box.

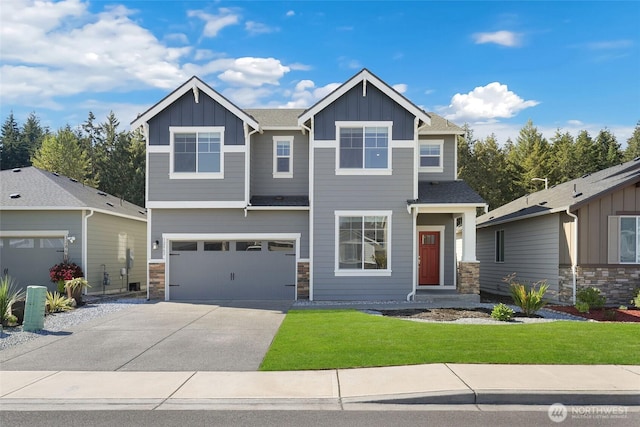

[476,159,640,305]
[132,69,486,302]
[0,167,147,293]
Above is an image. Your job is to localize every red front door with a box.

[419,231,440,285]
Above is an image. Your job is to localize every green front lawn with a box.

[260,310,640,371]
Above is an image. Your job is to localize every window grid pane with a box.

[174,131,221,173]
[276,141,291,173]
[420,144,441,168]
[339,216,388,270]
[340,128,364,168]
[620,217,637,263]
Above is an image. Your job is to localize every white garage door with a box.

[0,237,66,290]
[168,240,296,300]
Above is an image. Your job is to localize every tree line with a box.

[0,112,145,207]
[1,111,639,212]
[458,120,640,210]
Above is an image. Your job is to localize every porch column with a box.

[461,208,477,262]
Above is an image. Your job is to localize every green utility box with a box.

[23,286,47,332]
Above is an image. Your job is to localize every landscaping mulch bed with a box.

[380,308,541,322]
[547,306,640,323]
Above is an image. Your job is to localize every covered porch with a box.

[407,181,487,302]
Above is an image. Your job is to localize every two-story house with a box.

[131,69,486,301]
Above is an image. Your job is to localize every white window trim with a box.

[335,121,393,175]
[334,210,392,277]
[419,139,444,173]
[272,136,294,179]
[169,126,225,180]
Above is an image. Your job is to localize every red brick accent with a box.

[148,262,165,300]
[297,262,310,300]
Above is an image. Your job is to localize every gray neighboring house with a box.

[0,167,147,293]
[477,159,640,305]
[132,68,486,302]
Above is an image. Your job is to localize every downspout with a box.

[301,121,313,301]
[83,209,95,296]
[407,206,417,301]
[244,124,260,217]
[565,208,578,304]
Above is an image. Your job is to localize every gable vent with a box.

[10,193,20,199]
[106,202,114,207]
[12,168,21,173]
[97,191,107,196]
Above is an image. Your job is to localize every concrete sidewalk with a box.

[1,364,638,410]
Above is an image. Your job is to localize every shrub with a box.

[46,291,73,313]
[504,273,549,316]
[576,287,606,311]
[0,275,25,325]
[631,289,640,309]
[491,303,515,321]
[603,309,617,321]
[575,301,590,313]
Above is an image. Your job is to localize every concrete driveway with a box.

[0,301,291,372]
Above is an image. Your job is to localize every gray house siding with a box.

[151,209,309,259]
[418,135,457,181]
[148,153,245,202]
[250,131,309,196]
[148,91,245,146]
[417,213,455,285]
[313,83,416,141]
[312,148,414,300]
[477,213,560,299]
[86,212,146,294]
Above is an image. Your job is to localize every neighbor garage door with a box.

[168,240,296,300]
[0,237,66,289]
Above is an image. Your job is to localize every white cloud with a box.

[440,82,539,122]
[286,10,295,17]
[164,33,189,44]
[586,40,633,50]
[283,80,342,108]
[472,30,522,47]
[424,89,435,95]
[187,8,240,38]
[222,87,275,107]
[392,84,407,94]
[288,63,312,71]
[245,21,278,35]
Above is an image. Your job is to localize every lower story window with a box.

[336,213,390,273]
[620,217,640,263]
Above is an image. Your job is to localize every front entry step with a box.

[414,291,480,304]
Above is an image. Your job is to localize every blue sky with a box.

[2,0,639,144]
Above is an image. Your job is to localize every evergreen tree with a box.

[549,130,577,183]
[573,130,599,176]
[0,112,28,169]
[508,120,551,195]
[623,121,640,161]
[31,126,96,186]
[80,111,102,183]
[595,128,622,169]
[21,112,47,158]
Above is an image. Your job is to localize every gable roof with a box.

[476,159,640,228]
[130,76,260,131]
[410,181,486,206]
[0,167,147,222]
[297,68,432,127]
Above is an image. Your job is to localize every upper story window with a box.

[170,126,224,179]
[336,122,392,175]
[419,140,443,173]
[273,136,293,178]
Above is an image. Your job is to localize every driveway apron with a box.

[0,301,291,372]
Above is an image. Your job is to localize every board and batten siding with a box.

[147,153,244,202]
[416,213,456,285]
[417,135,457,181]
[250,131,309,196]
[312,148,414,300]
[559,212,575,266]
[150,209,310,259]
[313,82,416,141]
[477,213,560,298]
[147,91,246,146]
[575,183,640,265]
[86,212,147,293]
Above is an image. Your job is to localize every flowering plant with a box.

[49,262,84,282]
